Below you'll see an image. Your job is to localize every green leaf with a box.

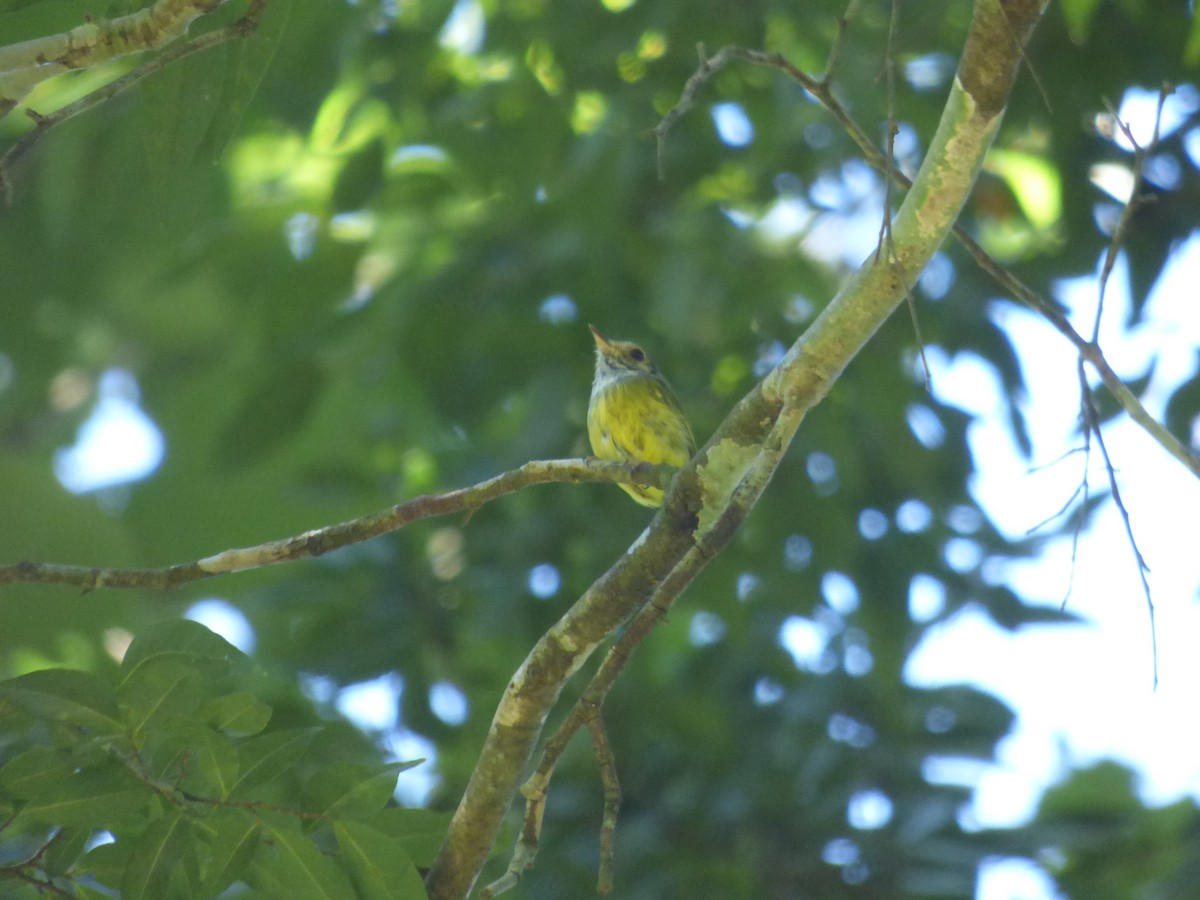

[202,691,273,737]
[334,820,427,900]
[150,726,239,800]
[189,728,241,800]
[986,586,1084,632]
[365,808,454,868]
[256,826,357,900]
[121,812,193,900]
[42,827,91,877]
[137,36,231,184]
[0,669,123,735]
[119,619,249,687]
[117,656,205,738]
[0,747,84,800]
[229,728,317,798]
[78,838,130,892]
[1187,13,1200,66]
[986,149,1062,231]
[17,767,148,829]
[300,761,413,821]
[198,809,261,896]
[201,0,294,159]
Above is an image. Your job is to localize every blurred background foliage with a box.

[2,0,1199,896]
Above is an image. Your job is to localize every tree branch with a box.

[0,0,232,114]
[427,6,1049,896]
[0,459,674,591]
[1,0,267,203]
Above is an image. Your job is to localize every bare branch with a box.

[0,459,675,591]
[1079,364,1158,688]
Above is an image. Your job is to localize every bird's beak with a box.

[588,324,612,350]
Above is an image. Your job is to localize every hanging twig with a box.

[1093,86,1172,339]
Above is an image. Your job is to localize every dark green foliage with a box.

[1,0,1198,897]
[0,622,443,898]
[1030,762,1200,900]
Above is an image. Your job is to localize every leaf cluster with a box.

[0,620,445,899]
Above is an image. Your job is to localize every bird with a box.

[587,324,696,507]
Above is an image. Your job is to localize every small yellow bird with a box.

[587,325,696,507]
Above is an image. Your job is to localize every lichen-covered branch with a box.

[0,459,673,591]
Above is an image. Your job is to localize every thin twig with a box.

[1025,475,1087,536]
[653,42,718,180]
[1061,435,1093,612]
[823,0,865,84]
[0,829,77,898]
[876,0,901,261]
[1093,85,1173,342]
[588,713,620,895]
[1079,365,1158,687]
[1022,440,1091,610]
[875,0,930,388]
[481,546,702,899]
[0,864,74,898]
[0,458,677,591]
[994,0,1053,114]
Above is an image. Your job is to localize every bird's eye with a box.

[629,348,645,362]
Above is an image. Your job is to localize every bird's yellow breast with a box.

[587,376,695,507]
